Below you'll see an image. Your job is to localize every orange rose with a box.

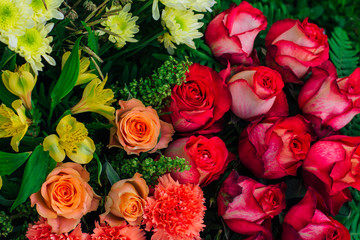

[100,173,149,227]
[30,162,100,234]
[109,98,174,155]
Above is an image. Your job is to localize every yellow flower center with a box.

[174,16,188,31]
[59,125,87,153]
[31,0,47,11]
[0,1,19,31]
[18,28,43,53]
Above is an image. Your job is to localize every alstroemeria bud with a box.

[2,63,36,110]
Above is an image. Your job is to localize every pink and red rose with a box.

[218,170,286,238]
[265,18,329,83]
[302,135,360,215]
[163,63,231,134]
[228,66,287,120]
[165,135,232,186]
[298,61,360,132]
[238,115,312,179]
[282,188,350,240]
[205,1,267,65]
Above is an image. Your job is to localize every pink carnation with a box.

[26,217,90,240]
[91,221,146,240]
[143,174,206,240]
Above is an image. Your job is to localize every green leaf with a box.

[93,153,102,186]
[0,151,31,176]
[50,37,82,110]
[104,161,120,185]
[329,27,359,77]
[10,145,56,211]
[82,21,98,54]
[0,47,16,71]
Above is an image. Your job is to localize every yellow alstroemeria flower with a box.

[62,51,98,86]
[71,76,116,121]
[2,63,37,110]
[43,115,95,164]
[0,100,32,152]
[0,176,2,190]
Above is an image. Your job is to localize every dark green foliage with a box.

[329,27,359,78]
[117,56,191,111]
[117,155,190,186]
[341,114,360,136]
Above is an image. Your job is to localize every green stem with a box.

[134,0,152,16]
[104,30,166,60]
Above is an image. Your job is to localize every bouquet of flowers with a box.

[0,0,359,239]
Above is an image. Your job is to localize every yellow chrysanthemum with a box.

[2,63,37,110]
[30,0,64,23]
[43,115,95,164]
[161,8,204,53]
[0,0,34,49]
[152,0,215,20]
[71,76,116,121]
[100,3,139,48]
[15,23,56,75]
[0,100,32,152]
[62,51,98,86]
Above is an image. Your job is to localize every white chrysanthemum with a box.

[0,0,34,49]
[30,0,64,23]
[152,0,215,20]
[100,4,139,48]
[15,23,56,75]
[190,0,216,12]
[161,8,203,52]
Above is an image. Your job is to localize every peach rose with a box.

[30,162,100,234]
[100,173,149,227]
[109,99,174,155]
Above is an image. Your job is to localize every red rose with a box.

[228,66,287,120]
[302,135,360,215]
[238,115,312,179]
[205,1,267,65]
[265,18,329,83]
[218,170,286,238]
[163,63,231,134]
[282,188,350,240]
[299,61,360,132]
[164,135,232,186]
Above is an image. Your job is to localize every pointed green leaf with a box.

[10,145,56,211]
[104,161,120,185]
[50,37,82,110]
[0,151,31,175]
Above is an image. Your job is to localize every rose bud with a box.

[265,18,329,84]
[205,1,267,66]
[109,98,174,155]
[302,135,360,215]
[218,170,286,238]
[164,135,233,186]
[238,115,312,179]
[100,173,149,226]
[228,66,287,120]
[299,61,360,133]
[30,163,100,234]
[282,187,350,240]
[162,63,231,134]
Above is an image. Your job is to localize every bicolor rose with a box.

[205,1,267,65]
[100,173,149,227]
[302,135,360,215]
[299,61,360,132]
[30,163,100,234]
[218,170,286,238]
[238,115,312,179]
[282,188,350,240]
[228,66,287,120]
[162,63,231,134]
[265,18,329,83]
[165,135,232,186]
[109,98,174,155]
